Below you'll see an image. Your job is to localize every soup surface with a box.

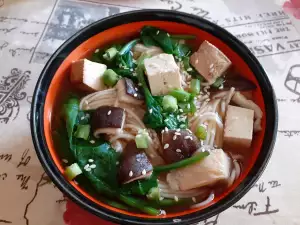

[50,25,265,217]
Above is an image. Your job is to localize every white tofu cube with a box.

[190,41,231,84]
[144,54,182,96]
[224,105,254,148]
[70,59,107,91]
[166,149,231,190]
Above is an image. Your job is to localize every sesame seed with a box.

[173,135,177,140]
[161,130,165,134]
[95,49,99,53]
[176,129,180,132]
[179,109,183,113]
[164,143,170,149]
[187,68,192,71]
[159,197,164,201]
[165,119,169,122]
[88,159,94,163]
[130,68,134,72]
[84,164,90,169]
[149,108,153,114]
[192,197,196,203]
[156,30,160,35]
[138,83,142,86]
[189,136,193,140]
[90,140,95,144]
[174,196,179,202]
[184,136,190,139]
[107,110,111,115]
[116,161,119,165]
[62,159,68,163]
[165,127,169,132]
[195,59,199,64]
[130,51,133,56]
[176,149,181,153]
[150,154,155,158]
[129,171,133,177]
[175,132,181,136]
[85,168,91,172]
[134,93,138,97]
[173,219,181,223]
[135,87,138,91]
[180,124,185,128]
[187,104,191,109]
[90,164,96,169]
[81,116,85,120]
[167,33,170,37]
[142,169,146,175]
[210,64,214,69]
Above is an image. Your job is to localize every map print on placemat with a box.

[0,68,30,124]
[33,0,133,64]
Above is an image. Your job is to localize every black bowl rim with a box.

[31,9,278,225]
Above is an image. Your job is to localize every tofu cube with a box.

[190,41,231,84]
[144,54,182,96]
[70,59,107,91]
[224,105,254,148]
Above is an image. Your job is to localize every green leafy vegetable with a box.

[169,89,192,102]
[173,42,192,59]
[74,124,90,140]
[119,39,139,56]
[170,34,196,40]
[212,77,224,88]
[154,151,210,173]
[112,68,138,82]
[140,26,173,54]
[121,174,158,196]
[162,95,178,112]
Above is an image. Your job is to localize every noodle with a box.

[190,192,215,208]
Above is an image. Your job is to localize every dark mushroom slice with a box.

[92,106,125,137]
[116,78,144,105]
[118,141,153,184]
[161,130,200,164]
[210,76,257,92]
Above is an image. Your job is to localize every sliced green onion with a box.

[103,47,118,61]
[162,95,178,112]
[169,89,191,102]
[195,125,207,140]
[65,163,82,180]
[119,38,139,56]
[170,34,196,40]
[190,79,201,95]
[103,69,119,87]
[147,187,160,201]
[154,151,209,173]
[178,101,196,114]
[119,194,160,216]
[74,124,90,140]
[212,77,224,88]
[135,134,148,148]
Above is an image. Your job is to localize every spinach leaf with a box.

[136,54,164,129]
[140,26,173,54]
[112,68,138,82]
[116,51,135,69]
[173,42,192,59]
[121,174,158,196]
[119,39,139,56]
[164,113,187,129]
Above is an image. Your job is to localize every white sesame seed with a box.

[88,159,94,163]
[165,127,169,132]
[156,30,160,35]
[62,159,68,163]
[176,129,180,132]
[107,110,111,115]
[85,167,91,172]
[129,171,133,177]
[138,82,142,86]
[134,93,138,97]
[159,197,164,201]
[176,149,181,153]
[150,154,155,158]
[180,124,185,128]
[90,164,96,169]
[189,136,193,140]
[184,136,190,139]
[142,169,146,175]
[116,161,119,165]
[165,119,169,122]
[90,140,95,144]
[161,130,165,134]
[130,51,133,56]
[195,59,199,64]
[174,196,179,202]
[173,219,181,223]
[81,116,85,120]
[95,49,99,53]
[130,68,134,72]
[175,132,181,136]
[210,64,214,69]
[187,68,192,72]
[173,135,177,140]
[166,33,170,37]
[135,87,138,91]
[187,103,191,109]
[149,108,153,114]
[192,197,197,203]
[164,143,169,149]
[179,109,183,113]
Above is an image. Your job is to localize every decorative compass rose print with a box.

[0,68,30,124]
[284,64,300,99]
